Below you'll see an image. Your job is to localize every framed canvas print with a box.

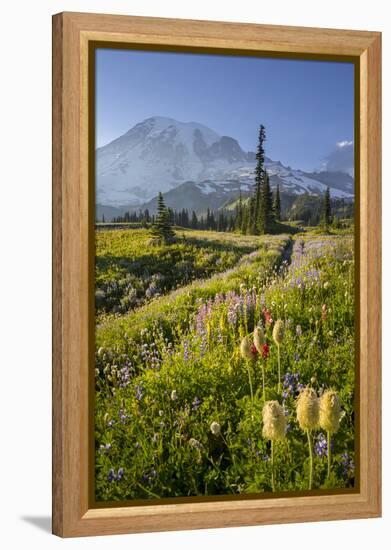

[52,12,382,537]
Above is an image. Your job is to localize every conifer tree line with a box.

[110,203,235,232]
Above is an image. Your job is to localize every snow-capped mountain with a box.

[96,116,354,212]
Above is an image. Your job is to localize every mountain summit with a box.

[96,116,354,209]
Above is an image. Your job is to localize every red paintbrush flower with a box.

[250,343,258,358]
[262,343,270,360]
[263,307,272,324]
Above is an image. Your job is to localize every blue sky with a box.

[96,48,354,172]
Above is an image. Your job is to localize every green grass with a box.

[96,234,290,369]
[95,231,355,501]
[95,228,266,316]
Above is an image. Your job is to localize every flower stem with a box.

[220,433,235,465]
[261,360,266,403]
[277,344,281,393]
[271,440,275,492]
[307,430,313,490]
[246,361,254,408]
[327,431,331,479]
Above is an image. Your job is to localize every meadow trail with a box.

[279,236,294,267]
[95,228,270,318]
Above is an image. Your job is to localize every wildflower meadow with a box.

[95,229,355,501]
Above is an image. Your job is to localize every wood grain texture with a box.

[359,33,382,513]
[52,12,382,538]
[52,12,63,537]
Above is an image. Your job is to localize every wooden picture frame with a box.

[52,11,381,537]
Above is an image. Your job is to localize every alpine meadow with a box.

[94,49,356,502]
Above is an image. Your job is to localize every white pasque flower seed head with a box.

[262,400,286,441]
[210,421,221,436]
[296,387,319,431]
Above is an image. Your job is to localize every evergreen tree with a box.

[191,210,198,229]
[210,211,216,231]
[252,124,266,233]
[247,195,256,234]
[322,187,332,228]
[218,211,228,232]
[206,208,211,229]
[167,207,175,226]
[258,171,274,234]
[235,191,243,231]
[273,184,281,221]
[151,192,175,243]
[241,203,249,234]
[102,214,105,223]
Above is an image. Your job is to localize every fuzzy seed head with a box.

[273,319,285,346]
[240,336,257,361]
[319,389,341,434]
[210,421,221,436]
[253,326,266,353]
[262,400,286,441]
[296,387,319,431]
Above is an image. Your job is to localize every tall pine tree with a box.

[151,192,175,243]
[252,124,266,233]
[235,191,243,232]
[248,195,256,234]
[273,184,281,221]
[191,210,198,229]
[322,187,332,229]
[258,171,274,234]
[241,203,249,234]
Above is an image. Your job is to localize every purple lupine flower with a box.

[314,433,328,457]
[227,303,237,326]
[282,372,302,398]
[199,333,207,358]
[117,468,124,481]
[135,382,145,401]
[142,468,157,485]
[192,396,202,411]
[119,409,129,424]
[341,453,355,477]
[140,342,161,370]
[108,468,116,483]
[183,340,190,362]
[118,365,132,388]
